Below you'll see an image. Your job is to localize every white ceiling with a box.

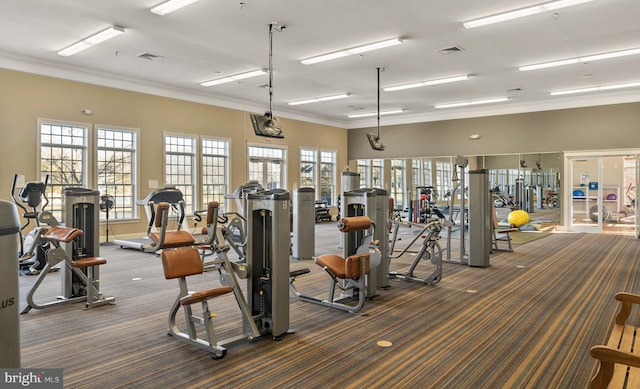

[1,0,639,129]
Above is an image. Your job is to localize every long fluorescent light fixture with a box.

[301,38,403,65]
[200,69,267,87]
[463,0,596,29]
[435,97,509,109]
[550,81,640,96]
[57,26,125,57]
[383,75,470,92]
[520,47,640,71]
[288,94,351,106]
[151,0,200,15]
[347,109,405,118]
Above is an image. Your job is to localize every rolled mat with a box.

[338,216,371,232]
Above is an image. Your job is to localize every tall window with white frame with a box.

[39,120,88,220]
[202,137,229,210]
[248,145,286,189]
[371,159,383,188]
[391,159,406,209]
[164,134,196,214]
[412,160,422,189]
[300,148,317,189]
[357,159,370,188]
[96,126,137,220]
[423,160,433,187]
[320,151,336,205]
[436,160,452,199]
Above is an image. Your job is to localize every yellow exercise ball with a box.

[507,210,530,227]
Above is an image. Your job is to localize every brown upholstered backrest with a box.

[206,201,219,224]
[161,248,203,279]
[155,202,171,228]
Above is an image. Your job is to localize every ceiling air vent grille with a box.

[138,52,164,61]
[438,46,465,55]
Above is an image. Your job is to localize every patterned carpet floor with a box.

[17,226,640,388]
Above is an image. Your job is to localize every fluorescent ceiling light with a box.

[151,0,200,15]
[520,47,640,71]
[57,26,125,57]
[301,38,403,65]
[435,97,509,109]
[200,69,267,87]
[550,81,640,96]
[463,0,596,28]
[347,109,405,118]
[288,94,351,106]
[383,75,470,92]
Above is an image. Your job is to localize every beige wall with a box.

[0,68,347,236]
[348,102,640,160]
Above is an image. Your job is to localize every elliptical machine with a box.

[10,174,51,275]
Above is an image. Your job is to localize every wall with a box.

[0,68,348,237]
[348,103,640,160]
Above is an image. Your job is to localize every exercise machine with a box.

[21,214,115,313]
[292,187,315,260]
[341,187,389,292]
[290,216,377,313]
[114,186,187,251]
[10,174,50,275]
[245,189,292,339]
[0,200,21,367]
[388,208,449,284]
[444,155,470,265]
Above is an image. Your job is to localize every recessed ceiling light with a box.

[435,97,509,109]
[200,69,267,87]
[463,0,597,29]
[347,109,405,118]
[150,0,200,16]
[383,75,470,92]
[550,81,640,96]
[288,94,351,106]
[57,26,125,57]
[519,47,640,71]
[301,38,403,65]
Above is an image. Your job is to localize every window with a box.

[391,159,406,209]
[248,145,287,190]
[97,127,137,220]
[300,148,317,188]
[371,159,383,188]
[412,160,421,189]
[436,161,452,198]
[165,134,196,213]
[423,160,433,187]
[357,159,370,188]
[39,120,88,220]
[202,138,229,210]
[320,151,336,205]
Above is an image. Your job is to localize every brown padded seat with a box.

[315,253,370,279]
[180,287,232,306]
[149,230,195,248]
[72,257,107,268]
[43,226,83,243]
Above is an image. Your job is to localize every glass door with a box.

[569,158,603,232]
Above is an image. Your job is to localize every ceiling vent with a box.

[438,46,465,55]
[137,52,164,61]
